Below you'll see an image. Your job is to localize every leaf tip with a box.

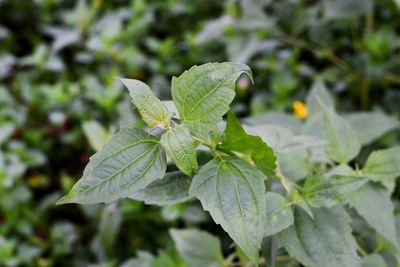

[55,192,76,205]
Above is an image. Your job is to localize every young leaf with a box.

[277,206,360,267]
[221,111,276,177]
[130,171,192,206]
[57,127,167,204]
[170,228,225,267]
[349,182,399,248]
[303,174,366,207]
[171,62,252,139]
[160,125,198,176]
[322,105,361,163]
[265,192,293,237]
[119,78,170,128]
[189,156,266,265]
[346,111,399,145]
[363,147,400,182]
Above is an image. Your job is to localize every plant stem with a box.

[360,77,370,110]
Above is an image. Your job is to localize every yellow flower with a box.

[293,101,308,119]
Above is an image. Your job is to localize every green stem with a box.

[360,77,370,110]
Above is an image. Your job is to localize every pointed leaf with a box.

[170,228,225,267]
[265,192,293,237]
[277,206,360,267]
[303,174,367,207]
[349,182,399,248]
[160,125,198,176]
[189,156,266,265]
[363,147,400,182]
[57,127,167,204]
[172,62,252,139]
[322,106,361,163]
[346,112,399,145]
[306,78,334,114]
[221,111,276,177]
[130,171,192,206]
[120,78,170,128]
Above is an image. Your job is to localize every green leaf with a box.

[303,174,366,207]
[189,156,266,265]
[346,112,399,145]
[363,147,400,182]
[171,62,252,139]
[221,111,276,177]
[170,228,225,267]
[57,127,167,204]
[246,125,326,154]
[322,105,361,163]
[160,125,198,176]
[120,251,154,267]
[277,206,360,267]
[349,182,399,248]
[94,203,122,256]
[395,0,400,9]
[324,0,373,20]
[119,78,170,128]
[130,171,192,206]
[265,192,293,237]
[82,120,111,152]
[362,254,388,267]
[278,150,308,182]
[245,111,302,133]
[306,78,334,114]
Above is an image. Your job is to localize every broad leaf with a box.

[349,182,399,248]
[303,173,366,207]
[346,112,399,145]
[120,78,170,128]
[160,125,198,176]
[245,111,302,133]
[221,111,276,177]
[171,62,252,139]
[306,78,334,114]
[130,171,192,206]
[246,125,326,154]
[170,228,225,267]
[278,150,308,182]
[265,192,293,237]
[189,156,266,265]
[322,106,361,163]
[57,127,167,204]
[363,147,400,182]
[277,206,360,267]
[362,254,388,267]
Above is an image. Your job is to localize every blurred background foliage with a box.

[0,0,399,266]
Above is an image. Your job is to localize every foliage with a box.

[1,0,400,266]
[59,62,400,267]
